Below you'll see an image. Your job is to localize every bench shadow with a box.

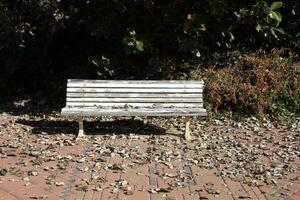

[16,118,166,136]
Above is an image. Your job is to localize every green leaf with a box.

[122,37,135,46]
[101,55,110,65]
[256,24,262,32]
[89,57,99,67]
[229,32,235,42]
[270,2,283,11]
[234,12,241,18]
[128,40,135,46]
[108,69,114,76]
[270,11,282,22]
[274,28,285,34]
[199,24,206,31]
[129,30,136,36]
[270,28,278,38]
[135,40,144,52]
[97,71,103,76]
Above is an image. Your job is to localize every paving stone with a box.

[290,189,300,200]
[259,185,281,200]
[99,149,122,199]
[0,188,18,200]
[119,165,150,199]
[9,185,51,200]
[123,166,149,188]
[240,183,259,200]
[225,178,249,199]
[183,166,192,175]
[168,187,187,200]
[150,193,167,200]
[68,191,85,200]
[191,166,234,200]
[149,166,157,174]
[82,190,94,200]
[124,191,150,200]
[182,193,200,200]
[149,176,158,186]
[250,186,268,200]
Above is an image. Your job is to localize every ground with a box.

[0,110,299,200]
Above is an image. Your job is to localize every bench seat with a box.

[61,107,207,116]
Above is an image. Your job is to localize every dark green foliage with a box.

[0,0,299,118]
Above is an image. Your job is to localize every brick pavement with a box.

[0,116,299,200]
[62,135,293,200]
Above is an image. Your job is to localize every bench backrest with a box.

[66,79,204,109]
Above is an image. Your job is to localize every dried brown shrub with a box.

[194,49,300,119]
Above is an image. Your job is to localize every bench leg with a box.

[184,116,191,140]
[77,116,85,138]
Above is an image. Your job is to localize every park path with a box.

[65,136,296,200]
[0,112,300,200]
[1,135,299,200]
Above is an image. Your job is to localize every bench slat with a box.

[68,82,203,88]
[66,102,203,108]
[67,93,203,98]
[68,79,204,84]
[66,97,203,103]
[67,88,203,93]
[61,107,207,116]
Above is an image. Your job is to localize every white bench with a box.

[61,79,207,139]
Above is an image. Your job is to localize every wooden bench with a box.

[61,79,207,139]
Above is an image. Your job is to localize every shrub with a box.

[191,49,300,119]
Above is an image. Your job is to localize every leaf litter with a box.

[0,112,299,198]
